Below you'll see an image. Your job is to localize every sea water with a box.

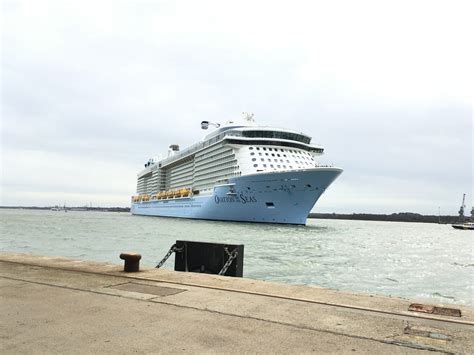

[1,209,472,306]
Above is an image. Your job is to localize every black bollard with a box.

[120,253,142,272]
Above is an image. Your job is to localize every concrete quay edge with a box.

[1,252,472,325]
[1,252,473,353]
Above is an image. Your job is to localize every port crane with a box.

[458,193,466,220]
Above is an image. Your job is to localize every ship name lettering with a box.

[214,194,257,204]
[240,193,257,204]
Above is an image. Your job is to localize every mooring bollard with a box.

[120,253,142,272]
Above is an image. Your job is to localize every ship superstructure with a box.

[131,116,342,225]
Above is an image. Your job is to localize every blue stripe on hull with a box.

[131,168,342,225]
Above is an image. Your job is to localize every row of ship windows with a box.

[253,163,295,169]
[251,157,315,166]
[252,160,313,168]
[249,146,311,154]
[249,148,314,161]
[251,154,314,162]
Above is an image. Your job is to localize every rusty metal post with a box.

[120,253,142,272]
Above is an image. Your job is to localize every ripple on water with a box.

[1,209,473,306]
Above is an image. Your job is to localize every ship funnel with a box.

[201,121,220,130]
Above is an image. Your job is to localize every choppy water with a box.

[1,209,473,306]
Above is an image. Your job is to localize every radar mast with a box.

[242,112,255,123]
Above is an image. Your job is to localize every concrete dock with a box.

[1,253,473,353]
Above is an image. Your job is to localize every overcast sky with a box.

[1,0,472,214]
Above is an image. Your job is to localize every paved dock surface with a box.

[1,253,473,353]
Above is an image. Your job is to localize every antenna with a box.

[242,112,255,123]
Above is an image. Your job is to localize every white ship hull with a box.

[132,168,342,225]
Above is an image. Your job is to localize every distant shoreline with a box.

[1,206,465,224]
[0,206,130,213]
[308,212,464,224]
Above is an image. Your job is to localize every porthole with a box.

[258,152,262,156]
[277,154,280,157]
[271,153,275,157]
[270,164,274,168]
[263,164,267,167]
[277,165,281,168]
[250,152,255,156]
[265,153,269,156]
[263,147,267,151]
[261,158,264,161]
[256,147,260,150]
[253,164,258,167]
[252,158,256,161]
[267,158,271,162]
[249,147,253,150]
[283,165,287,168]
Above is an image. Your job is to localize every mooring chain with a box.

[218,247,238,275]
[155,244,183,269]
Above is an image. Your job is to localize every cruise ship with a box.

[131,115,342,225]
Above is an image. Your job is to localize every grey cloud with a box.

[2,1,472,212]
